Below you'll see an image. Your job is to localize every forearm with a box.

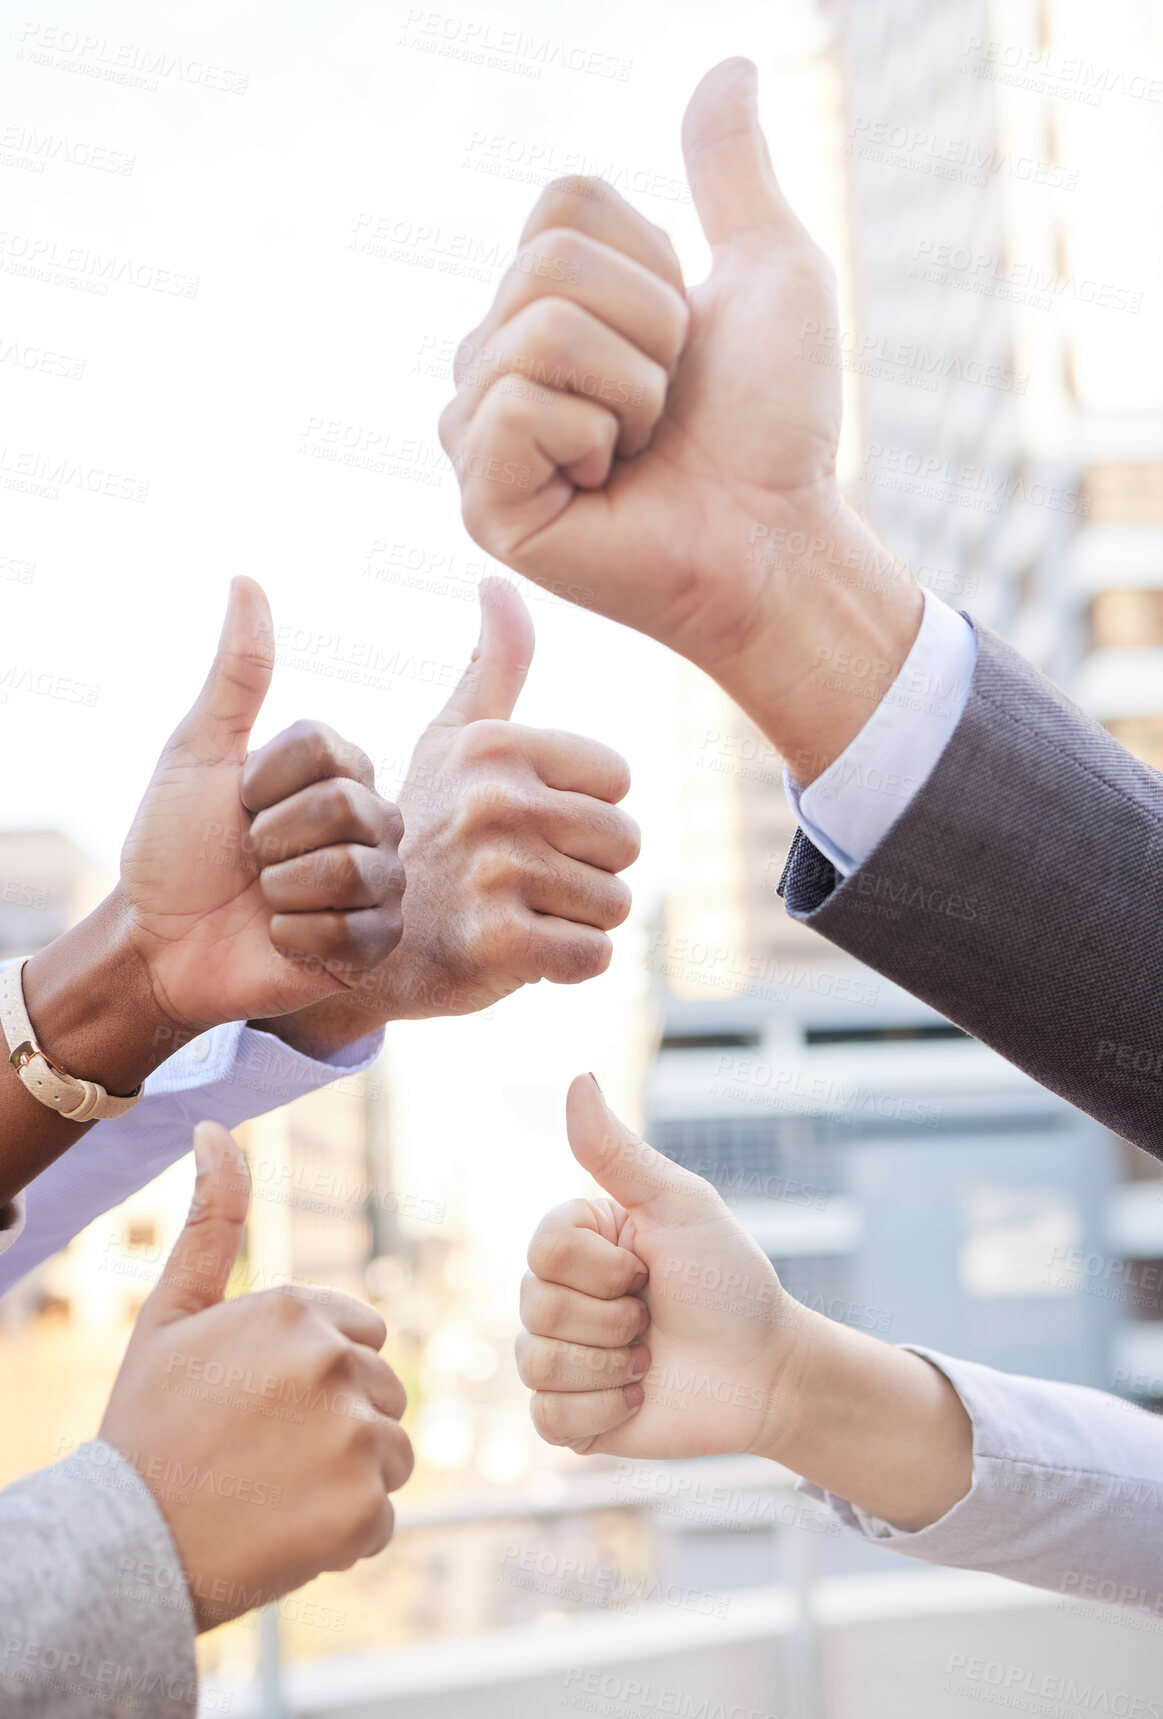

[0,892,179,1206]
[765,1302,973,1532]
[713,500,924,786]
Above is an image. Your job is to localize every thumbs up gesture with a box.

[99,1121,413,1631]
[118,577,405,1033]
[440,60,921,765]
[440,60,842,672]
[344,576,640,1023]
[517,1076,975,1533]
[517,1074,796,1461]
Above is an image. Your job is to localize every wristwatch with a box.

[0,958,143,1123]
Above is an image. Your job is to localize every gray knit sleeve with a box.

[0,1439,198,1716]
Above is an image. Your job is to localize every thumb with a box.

[426,576,534,730]
[566,1073,703,1217]
[171,577,274,762]
[681,58,796,252]
[137,1122,251,1328]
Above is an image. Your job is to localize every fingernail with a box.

[636,1301,651,1335]
[628,1344,651,1378]
[589,1071,604,1097]
[628,1269,648,1294]
[625,1382,645,1408]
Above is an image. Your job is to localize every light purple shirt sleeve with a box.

[800,1346,1163,1609]
[0,1191,26,1257]
[785,589,979,875]
[0,1010,383,1294]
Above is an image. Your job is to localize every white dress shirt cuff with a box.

[785,589,978,876]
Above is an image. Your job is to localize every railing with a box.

[244,1454,823,1719]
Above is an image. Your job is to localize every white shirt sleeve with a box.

[799,1346,1163,1607]
[0,1007,383,1294]
[785,589,978,875]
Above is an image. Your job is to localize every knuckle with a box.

[529,1391,569,1445]
[465,847,520,903]
[346,743,376,787]
[455,719,518,767]
[522,1278,565,1336]
[602,876,633,929]
[531,179,600,232]
[361,1491,392,1547]
[527,1228,574,1284]
[374,1498,397,1551]
[382,797,405,844]
[379,1364,408,1419]
[600,751,632,802]
[513,1332,537,1387]
[263,1287,312,1332]
[324,777,360,823]
[463,773,533,831]
[613,814,642,869]
[328,847,362,891]
[347,1414,383,1465]
[613,1302,642,1345]
[438,397,458,455]
[311,914,355,958]
[287,719,340,776]
[384,1423,415,1488]
[520,294,587,355]
[318,1329,356,1376]
[516,226,586,281]
[477,385,534,438]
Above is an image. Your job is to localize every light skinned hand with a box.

[440,58,921,777]
[518,1075,973,1532]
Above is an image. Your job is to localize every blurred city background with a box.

[2,0,1163,1714]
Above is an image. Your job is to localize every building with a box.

[650,0,1163,1441]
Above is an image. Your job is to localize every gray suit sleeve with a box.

[780,621,1163,1154]
[0,1441,197,1716]
[800,1348,1163,1610]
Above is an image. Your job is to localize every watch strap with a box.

[0,959,143,1123]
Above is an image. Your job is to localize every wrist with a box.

[709,498,923,786]
[752,1305,973,1531]
[747,1293,815,1466]
[20,887,185,1095]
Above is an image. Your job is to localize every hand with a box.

[517,1076,973,1530]
[119,577,405,1033]
[518,1074,797,1459]
[265,578,640,1052]
[389,578,639,1015]
[99,1122,414,1631]
[440,59,921,773]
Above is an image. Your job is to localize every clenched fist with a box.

[518,1075,973,1532]
[119,577,405,1032]
[273,577,641,1050]
[100,1122,413,1630]
[441,58,921,776]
